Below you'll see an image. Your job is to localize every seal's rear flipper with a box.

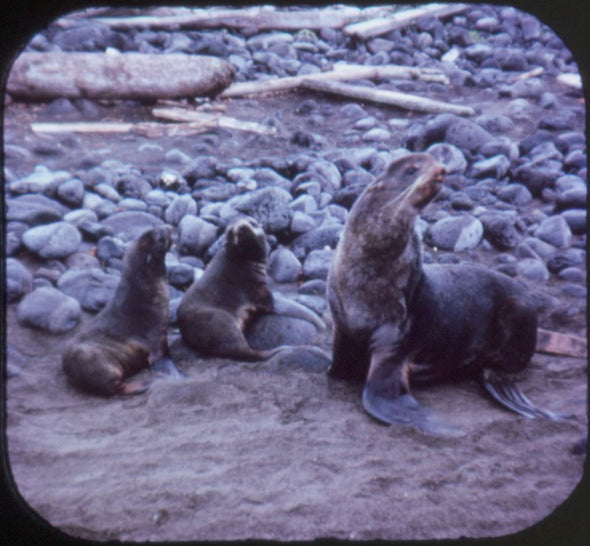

[481,369,573,420]
[362,386,463,437]
[120,380,151,395]
[152,357,187,379]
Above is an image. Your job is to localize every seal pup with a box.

[328,152,563,435]
[178,216,325,361]
[62,226,181,396]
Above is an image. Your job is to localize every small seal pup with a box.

[178,216,325,361]
[328,152,563,435]
[62,226,182,396]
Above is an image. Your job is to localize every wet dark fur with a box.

[62,226,172,396]
[328,152,538,430]
[177,217,276,360]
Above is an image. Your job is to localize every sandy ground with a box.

[5,298,587,542]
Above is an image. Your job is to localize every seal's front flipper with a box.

[362,386,462,437]
[481,369,573,420]
[152,357,187,379]
[364,330,462,436]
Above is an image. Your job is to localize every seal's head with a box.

[125,225,172,275]
[225,216,268,262]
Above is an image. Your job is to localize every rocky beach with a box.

[3,3,588,543]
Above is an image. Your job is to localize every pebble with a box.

[22,221,81,259]
[268,247,302,283]
[302,249,334,280]
[517,258,550,282]
[164,194,198,225]
[6,194,66,225]
[167,263,196,289]
[178,215,218,256]
[425,143,467,174]
[426,215,483,251]
[246,315,317,350]
[479,212,520,249]
[57,268,119,312]
[228,187,293,233]
[6,258,34,303]
[17,287,81,333]
[534,216,572,248]
[100,211,164,241]
[56,178,85,207]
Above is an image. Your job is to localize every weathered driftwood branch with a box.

[8,52,234,101]
[344,3,468,39]
[220,64,448,99]
[88,6,363,31]
[31,109,276,138]
[300,78,476,116]
[536,329,587,358]
[151,107,276,135]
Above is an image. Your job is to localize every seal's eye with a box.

[405,166,418,177]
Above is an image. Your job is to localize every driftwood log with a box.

[300,78,476,116]
[88,6,363,31]
[343,3,468,39]
[220,64,448,99]
[7,52,234,101]
[536,329,587,358]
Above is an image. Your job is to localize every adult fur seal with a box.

[62,226,181,396]
[328,152,564,435]
[178,216,324,361]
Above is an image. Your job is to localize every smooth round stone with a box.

[534,216,572,248]
[6,258,34,303]
[426,215,484,251]
[268,247,302,283]
[22,221,81,259]
[17,287,81,333]
[178,215,218,256]
[302,249,334,280]
[517,258,550,282]
[57,268,119,312]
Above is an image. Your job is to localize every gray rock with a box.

[362,127,391,142]
[555,188,587,211]
[6,258,33,303]
[471,155,511,179]
[22,221,81,259]
[9,167,71,195]
[480,137,519,162]
[517,258,549,282]
[293,159,342,195]
[513,164,561,196]
[534,216,572,248]
[517,237,557,260]
[425,143,467,174]
[164,194,197,225]
[5,222,27,256]
[561,209,586,235]
[94,182,121,202]
[17,287,81,333]
[290,194,318,214]
[6,194,66,225]
[145,189,171,208]
[291,223,342,260]
[167,263,195,288]
[302,248,334,280]
[57,268,119,312]
[56,178,85,207]
[267,346,331,373]
[178,214,218,256]
[63,209,98,226]
[117,198,148,212]
[496,183,532,207]
[558,267,585,283]
[96,236,126,263]
[100,211,164,241]
[228,187,293,233]
[182,157,217,185]
[246,315,317,350]
[115,174,151,198]
[290,211,317,235]
[426,215,483,251]
[479,212,520,249]
[546,248,586,273]
[295,294,327,315]
[298,279,327,295]
[268,247,302,283]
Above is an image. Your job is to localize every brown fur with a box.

[62,226,172,396]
